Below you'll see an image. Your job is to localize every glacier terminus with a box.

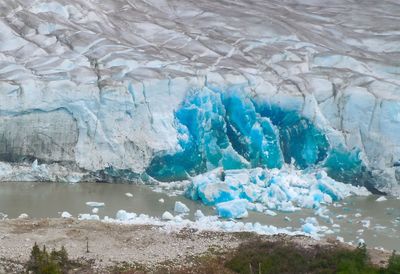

[0,0,400,197]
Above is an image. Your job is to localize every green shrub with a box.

[225,242,381,274]
[386,251,400,274]
[26,243,70,274]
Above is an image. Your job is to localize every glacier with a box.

[146,87,366,187]
[0,0,400,195]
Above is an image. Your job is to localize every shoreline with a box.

[0,218,392,273]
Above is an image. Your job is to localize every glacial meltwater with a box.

[0,182,398,251]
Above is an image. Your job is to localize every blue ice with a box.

[146,87,365,185]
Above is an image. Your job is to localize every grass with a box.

[24,240,400,274]
[225,241,400,274]
[387,251,400,274]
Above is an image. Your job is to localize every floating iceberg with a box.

[216,199,249,219]
[174,201,190,214]
[302,217,320,235]
[61,211,72,218]
[78,214,100,221]
[161,211,174,220]
[86,202,105,207]
[186,168,369,219]
[194,210,205,220]
[376,196,387,202]
[18,213,29,219]
[116,210,137,221]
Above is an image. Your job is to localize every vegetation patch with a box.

[149,240,400,274]
[108,261,148,274]
[24,240,400,274]
[25,243,89,274]
[225,241,400,274]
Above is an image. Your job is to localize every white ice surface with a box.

[0,0,399,193]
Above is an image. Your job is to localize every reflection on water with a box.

[0,182,399,251]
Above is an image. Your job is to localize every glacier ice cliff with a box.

[0,0,400,194]
[146,87,365,187]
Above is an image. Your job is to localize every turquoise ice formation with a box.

[184,168,370,219]
[147,87,366,185]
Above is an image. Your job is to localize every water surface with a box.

[0,182,398,251]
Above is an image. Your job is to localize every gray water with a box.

[0,182,399,251]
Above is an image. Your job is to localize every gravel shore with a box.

[0,218,391,273]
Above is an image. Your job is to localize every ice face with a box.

[323,146,365,184]
[0,0,399,194]
[147,88,366,187]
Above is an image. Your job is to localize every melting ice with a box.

[147,87,366,186]
[185,167,369,219]
[145,87,371,219]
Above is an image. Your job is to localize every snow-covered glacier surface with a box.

[0,0,400,195]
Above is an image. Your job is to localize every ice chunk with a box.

[92,208,99,214]
[265,210,277,216]
[158,198,165,203]
[116,210,137,221]
[315,207,330,221]
[186,175,238,205]
[18,213,29,219]
[186,167,370,217]
[86,202,105,207]
[174,201,190,214]
[216,199,248,219]
[61,211,72,218]
[125,193,133,197]
[174,215,183,222]
[162,211,174,220]
[376,196,387,202]
[361,219,370,228]
[302,223,319,235]
[78,214,100,220]
[194,210,205,220]
[302,217,320,235]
